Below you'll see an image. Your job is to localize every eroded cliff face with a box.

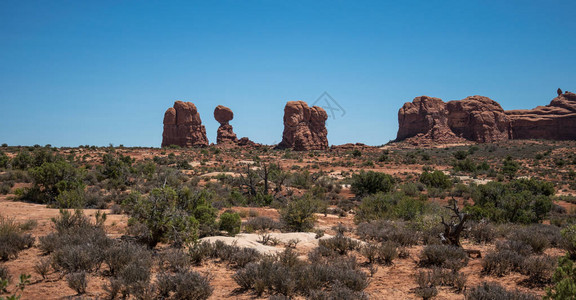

[397,95,508,144]
[396,91,576,144]
[277,101,328,151]
[506,92,576,140]
[446,96,511,143]
[162,101,208,147]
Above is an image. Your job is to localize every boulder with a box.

[161,101,209,147]
[277,101,328,151]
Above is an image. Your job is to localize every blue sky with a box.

[1,0,575,147]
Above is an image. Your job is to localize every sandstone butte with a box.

[162,101,209,148]
[277,101,329,151]
[396,91,576,144]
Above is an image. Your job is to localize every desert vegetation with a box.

[0,140,576,298]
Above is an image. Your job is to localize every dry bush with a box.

[419,245,468,270]
[66,271,89,295]
[0,215,35,260]
[482,250,524,277]
[466,282,538,300]
[318,234,359,255]
[520,255,556,284]
[157,270,213,300]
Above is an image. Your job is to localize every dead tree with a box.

[440,199,468,248]
[440,199,482,258]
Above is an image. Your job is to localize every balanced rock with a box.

[162,101,209,147]
[277,101,328,151]
[214,105,238,144]
[506,91,576,140]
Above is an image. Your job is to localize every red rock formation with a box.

[162,101,209,147]
[396,95,511,144]
[446,96,511,143]
[396,96,459,143]
[214,105,238,144]
[396,91,576,143]
[277,101,328,151]
[506,92,576,140]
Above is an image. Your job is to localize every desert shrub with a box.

[160,248,191,272]
[414,270,438,300]
[466,179,554,224]
[356,221,419,246]
[318,234,359,255]
[219,211,241,235]
[360,243,378,264]
[417,267,466,293]
[66,271,89,294]
[127,187,200,248]
[110,253,154,299]
[508,227,550,254]
[501,156,521,179]
[104,242,150,276]
[279,195,322,232]
[468,221,495,244]
[53,244,103,273]
[419,170,452,190]
[27,160,84,204]
[496,240,533,257]
[54,188,86,209]
[482,250,524,276]
[38,210,111,273]
[157,270,213,300]
[308,284,369,300]
[351,171,395,196]
[466,282,537,300]
[546,255,576,300]
[377,241,398,265]
[233,250,368,297]
[0,215,35,261]
[521,255,556,284]
[189,241,214,265]
[244,216,282,232]
[419,245,468,270]
[34,258,51,280]
[561,224,576,259]
[355,192,425,222]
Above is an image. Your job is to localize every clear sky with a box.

[1,0,575,147]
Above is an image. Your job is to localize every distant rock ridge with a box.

[396,90,576,144]
[277,101,328,151]
[162,101,209,148]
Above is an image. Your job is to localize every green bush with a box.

[466,179,553,223]
[501,156,520,179]
[219,211,241,235]
[127,187,200,248]
[546,255,576,300]
[280,195,323,232]
[419,171,452,190]
[355,193,425,223]
[351,171,395,196]
[28,160,84,204]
